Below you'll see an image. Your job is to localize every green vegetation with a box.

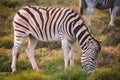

[0,0,120,80]
[87,67,120,80]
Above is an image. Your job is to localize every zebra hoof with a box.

[36,69,42,73]
[12,71,17,74]
[108,24,114,28]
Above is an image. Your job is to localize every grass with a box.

[0,71,49,80]
[0,48,87,80]
[87,67,120,80]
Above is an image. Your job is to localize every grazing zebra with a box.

[80,0,120,26]
[11,6,101,74]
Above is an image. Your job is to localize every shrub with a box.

[87,68,120,80]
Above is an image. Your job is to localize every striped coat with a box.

[11,6,101,74]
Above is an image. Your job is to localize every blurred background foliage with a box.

[0,0,120,80]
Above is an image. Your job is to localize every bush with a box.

[87,68,120,80]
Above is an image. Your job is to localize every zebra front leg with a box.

[61,38,69,70]
[26,36,40,72]
[109,6,119,27]
[69,42,75,69]
[85,0,95,27]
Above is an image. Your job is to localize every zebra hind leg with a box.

[26,35,40,72]
[11,36,26,74]
[109,6,119,27]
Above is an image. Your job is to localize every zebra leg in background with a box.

[87,7,94,26]
[85,0,98,26]
[26,36,40,72]
[69,42,75,69]
[80,0,88,15]
[61,38,69,70]
[109,6,119,27]
[11,36,26,73]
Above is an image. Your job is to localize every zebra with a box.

[80,0,120,26]
[11,6,101,74]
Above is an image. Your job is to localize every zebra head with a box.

[81,39,101,75]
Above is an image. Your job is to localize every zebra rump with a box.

[11,6,101,74]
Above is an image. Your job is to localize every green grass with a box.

[87,67,120,80]
[0,49,87,80]
[0,71,49,80]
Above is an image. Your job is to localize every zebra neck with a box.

[80,36,93,51]
[73,21,94,50]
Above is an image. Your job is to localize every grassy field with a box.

[0,0,120,80]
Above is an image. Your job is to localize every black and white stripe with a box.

[80,0,120,26]
[11,6,101,74]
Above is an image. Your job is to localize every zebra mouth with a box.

[81,59,98,75]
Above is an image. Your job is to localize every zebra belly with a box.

[36,33,61,42]
[96,3,113,9]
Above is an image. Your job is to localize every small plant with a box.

[50,67,87,80]
[87,68,120,80]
